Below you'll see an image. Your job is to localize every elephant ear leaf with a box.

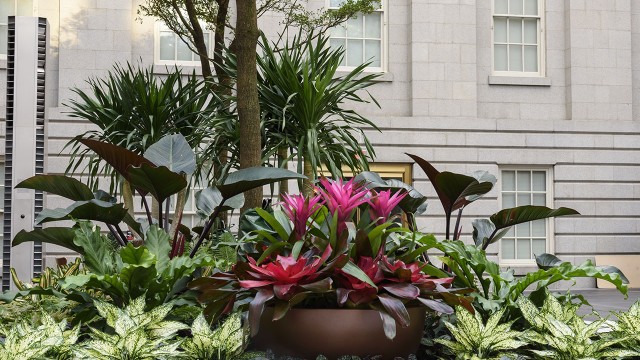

[127,164,187,205]
[78,138,154,185]
[16,175,94,201]
[12,228,80,253]
[535,253,564,270]
[144,133,196,176]
[217,167,306,199]
[490,206,580,230]
[472,219,510,249]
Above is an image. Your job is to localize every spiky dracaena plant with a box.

[518,294,640,359]
[436,306,526,360]
[182,312,264,360]
[74,297,187,360]
[0,311,79,360]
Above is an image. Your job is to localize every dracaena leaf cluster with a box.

[191,178,472,340]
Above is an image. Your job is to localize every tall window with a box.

[500,169,551,262]
[328,0,386,72]
[0,0,34,56]
[492,0,544,76]
[154,23,212,65]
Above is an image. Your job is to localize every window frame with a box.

[491,0,545,77]
[153,22,213,67]
[326,0,388,73]
[0,0,37,60]
[498,166,554,266]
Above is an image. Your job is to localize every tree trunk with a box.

[278,146,289,199]
[236,0,263,212]
[184,0,213,79]
[302,155,314,197]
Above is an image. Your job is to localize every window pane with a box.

[0,0,11,23]
[346,15,363,38]
[17,0,32,16]
[524,46,537,71]
[517,239,531,259]
[532,193,545,205]
[364,39,381,67]
[517,193,531,205]
[532,239,546,256]
[532,171,546,191]
[524,19,537,43]
[506,227,515,237]
[509,0,523,15]
[509,18,522,43]
[524,0,538,15]
[330,38,347,66]
[159,32,175,60]
[330,0,345,7]
[509,44,522,69]
[532,219,545,237]
[364,12,381,38]
[502,170,515,190]
[503,193,516,208]
[495,0,508,13]
[203,33,209,49]
[331,24,346,37]
[494,18,507,43]
[516,223,530,237]
[347,39,363,67]
[502,238,515,259]
[176,39,192,61]
[517,171,531,191]
[494,44,508,71]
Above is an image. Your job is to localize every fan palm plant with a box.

[64,62,226,192]
[257,31,381,195]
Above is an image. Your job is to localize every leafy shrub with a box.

[436,306,526,360]
[518,293,640,359]
[0,311,79,360]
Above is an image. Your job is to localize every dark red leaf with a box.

[378,293,410,328]
[300,277,332,293]
[382,283,420,299]
[417,298,454,314]
[249,289,274,337]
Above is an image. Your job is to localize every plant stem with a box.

[106,224,126,247]
[189,200,226,257]
[138,191,153,226]
[445,211,451,240]
[453,208,463,240]
[114,224,129,246]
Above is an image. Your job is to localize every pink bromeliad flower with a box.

[368,189,407,225]
[281,193,323,240]
[318,177,369,233]
[239,246,332,300]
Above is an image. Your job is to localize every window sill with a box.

[152,64,202,75]
[489,75,551,86]
[335,70,393,82]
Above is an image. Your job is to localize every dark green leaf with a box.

[145,225,171,273]
[195,187,244,218]
[12,228,80,253]
[472,218,510,248]
[144,133,196,175]
[72,221,114,275]
[490,206,580,230]
[35,199,128,225]
[217,167,305,199]
[128,163,187,204]
[535,253,564,270]
[16,175,94,201]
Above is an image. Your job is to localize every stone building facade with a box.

[1,0,639,288]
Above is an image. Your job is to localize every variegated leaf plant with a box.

[436,306,526,360]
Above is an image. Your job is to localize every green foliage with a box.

[611,300,640,352]
[64,62,219,191]
[182,312,263,360]
[436,306,526,360]
[0,311,80,360]
[518,294,640,359]
[257,31,379,180]
[75,297,186,360]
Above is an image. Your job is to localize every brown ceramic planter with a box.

[250,307,427,360]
